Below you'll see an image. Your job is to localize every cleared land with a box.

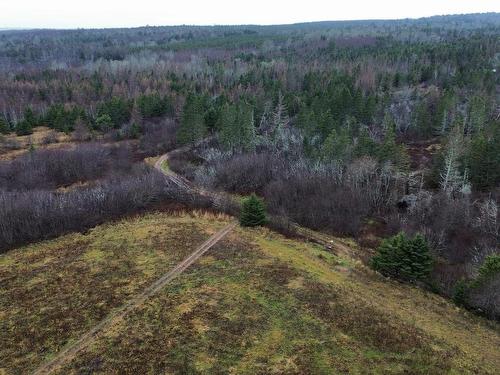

[1,212,499,374]
[0,211,229,374]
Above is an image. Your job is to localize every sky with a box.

[1,0,499,29]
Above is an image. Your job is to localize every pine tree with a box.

[240,194,267,227]
[97,97,132,128]
[95,114,113,132]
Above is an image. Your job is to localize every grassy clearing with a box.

[0,211,230,374]
[15,222,494,374]
[0,127,71,160]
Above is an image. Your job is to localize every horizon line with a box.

[1,11,498,32]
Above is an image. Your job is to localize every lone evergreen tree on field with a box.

[371,232,433,282]
[240,194,267,227]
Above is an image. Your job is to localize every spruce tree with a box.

[378,114,398,163]
[407,234,433,281]
[240,194,267,227]
[415,100,432,137]
[354,127,377,158]
[467,128,500,191]
[15,120,33,136]
[238,102,256,152]
[467,95,487,134]
[23,107,37,128]
[378,113,410,171]
[321,126,351,163]
[177,94,207,145]
[371,232,433,283]
[434,90,455,135]
[218,103,237,150]
[371,232,407,279]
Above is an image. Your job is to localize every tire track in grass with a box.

[33,222,236,375]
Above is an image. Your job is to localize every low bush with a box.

[0,143,134,191]
[0,167,195,252]
[139,119,178,156]
[451,255,500,319]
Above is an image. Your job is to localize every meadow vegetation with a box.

[1,212,498,374]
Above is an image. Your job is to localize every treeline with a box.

[0,15,498,142]
[0,93,175,136]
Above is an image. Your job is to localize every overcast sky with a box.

[1,0,499,29]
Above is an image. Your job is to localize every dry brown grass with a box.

[0,127,73,160]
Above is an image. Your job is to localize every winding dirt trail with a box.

[154,147,193,190]
[32,222,236,375]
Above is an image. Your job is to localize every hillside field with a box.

[1,211,499,374]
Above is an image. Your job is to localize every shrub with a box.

[0,167,196,252]
[0,143,134,191]
[450,256,500,319]
[0,116,9,134]
[209,152,283,193]
[95,114,114,131]
[476,254,500,283]
[452,279,469,306]
[371,232,433,283]
[240,194,267,227]
[139,119,177,156]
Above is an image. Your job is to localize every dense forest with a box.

[0,13,499,319]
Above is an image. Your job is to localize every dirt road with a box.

[32,222,236,375]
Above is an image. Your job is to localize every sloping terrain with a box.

[1,212,499,374]
[0,211,229,373]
